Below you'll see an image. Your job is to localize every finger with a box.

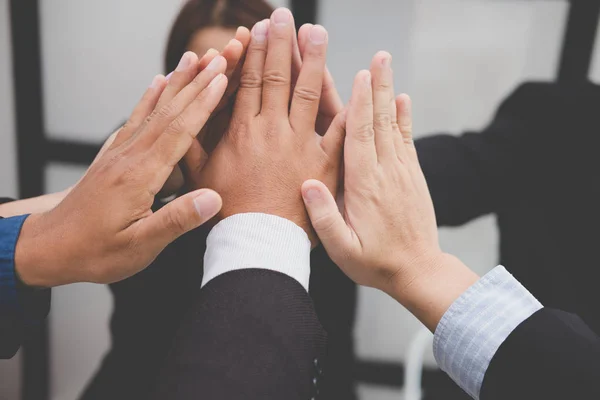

[346,70,377,172]
[155,51,200,112]
[370,51,396,160]
[261,8,295,115]
[301,179,354,261]
[234,19,269,118]
[151,73,228,186]
[139,56,227,149]
[197,48,220,70]
[223,27,251,99]
[298,24,343,135]
[290,25,329,134]
[111,75,167,148]
[316,67,344,135]
[395,93,414,157]
[291,23,312,97]
[321,108,347,161]
[135,189,222,253]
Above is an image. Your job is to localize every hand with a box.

[15,54,229,287]
[158,27,251,196]
[196,8,345,244]
[301,52,478,330]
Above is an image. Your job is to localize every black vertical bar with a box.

[557,0,600,83]
[9,0,50,399]
[291,0,318,29]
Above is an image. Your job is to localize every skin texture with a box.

[194,9,346,245]
[302,53,479,331]
[14,51,230,288]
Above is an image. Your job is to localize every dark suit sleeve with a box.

[153,269,327,400]
[481,308,600,400]
[416,82,580,226]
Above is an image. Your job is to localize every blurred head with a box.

[165,0,274,73]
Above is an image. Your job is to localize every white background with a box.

[1,0,598,399]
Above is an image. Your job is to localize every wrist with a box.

[14,212,71,288]
[386,252,480,332]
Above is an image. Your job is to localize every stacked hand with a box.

[16,51,230,287]
[301,53,479,330]
[195,8,345,244]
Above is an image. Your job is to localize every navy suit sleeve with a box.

[0,199,51,359]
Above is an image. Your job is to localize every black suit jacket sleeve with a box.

[153,269,327,400]
[481,308,600,400]
[416,82,581,227]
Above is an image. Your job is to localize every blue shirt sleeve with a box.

[432,266,542,399]
[0,214,51,359]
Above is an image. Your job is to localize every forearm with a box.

[0,190,70,218]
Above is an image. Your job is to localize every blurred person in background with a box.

[81,1,357,399]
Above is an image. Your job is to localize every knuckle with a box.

[168,114,187,135]
[165,207,190,234]
[311,213,337,235]
[373,112,392,129]
[353,122,375,141]
[400,122,413,137]
[294,86,321,104]
[240,70,263,89]
[156,102,177,123]
[262,70,289,87]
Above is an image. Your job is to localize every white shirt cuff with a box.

[202,213,311,291]
[433,266,543,399]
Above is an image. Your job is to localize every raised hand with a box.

[195,8,346,245]
[301,52,478,329]
[15,53,229,287]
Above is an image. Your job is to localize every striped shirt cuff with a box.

[202,213,311,291]
[433,266,542,399]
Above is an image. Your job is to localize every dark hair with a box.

[165,0,274,72]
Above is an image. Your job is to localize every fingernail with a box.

[381,53,391,68]
[309,25,328,45]
[176,52,193,72]
[253,20,268,43]
[272,8,291,26]
[150,75,163,89]
[193,190,221,218]
[303,188,322,203]
[208,73,224,88]
[206,55,225,71]
[166,72,173,81]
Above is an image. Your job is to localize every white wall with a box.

[1,1,599,399]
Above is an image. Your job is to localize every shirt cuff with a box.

[433,266,542,399]
[0,214,51,326]
[202,213,311,291]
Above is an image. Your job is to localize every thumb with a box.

[302,179,351,258]
[137,189,222,250]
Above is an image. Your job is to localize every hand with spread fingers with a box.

[14,52,231,288]
[301,52,479,330]
[196,8,346,244]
